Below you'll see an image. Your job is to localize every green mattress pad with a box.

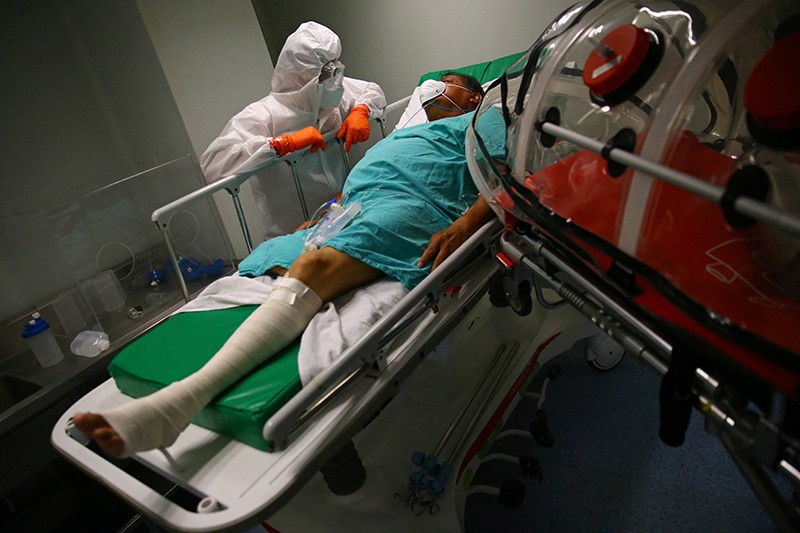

[108,306,301,451]
[418,51,525,86]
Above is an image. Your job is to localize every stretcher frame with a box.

[51,99,510,532]
[487,119,800,531]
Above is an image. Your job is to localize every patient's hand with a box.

[418,196,493,271]
[295,220,313,232]
[418,218,473,272]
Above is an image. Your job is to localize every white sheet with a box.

[395,86,428,130]
[177,274,408,385]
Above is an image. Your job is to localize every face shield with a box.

[319,59,345,89]
[318,59,346,109]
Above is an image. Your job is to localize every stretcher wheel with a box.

[508,281,533,316]
[584,334,625,372]
[488,274,533,316]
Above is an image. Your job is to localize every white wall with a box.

[255,0,574,103]
[0,1,198,324]
[135,0,274,160]
[0,0,573,326]
[136,0,275,257]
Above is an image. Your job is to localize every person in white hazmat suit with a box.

[200,21,386,240]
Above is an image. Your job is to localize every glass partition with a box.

[39,155,235,349]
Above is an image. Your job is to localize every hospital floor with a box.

[0,343,784,532]
[463,341,782,533]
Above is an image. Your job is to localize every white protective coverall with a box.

[200,21,386,240]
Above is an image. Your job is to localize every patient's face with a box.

[424,74,482,122]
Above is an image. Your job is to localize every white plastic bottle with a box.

[21,312,64,367]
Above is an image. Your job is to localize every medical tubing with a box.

[303,199,361,252]
[397,86,469,129]
[397,105,428,129]
[305,197,338,230]
[538,121,800,237]
[398,95,447,130]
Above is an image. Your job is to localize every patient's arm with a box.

[417,196,494,271]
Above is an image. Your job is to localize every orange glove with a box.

[271,126,326,157]
[337,105,371,152]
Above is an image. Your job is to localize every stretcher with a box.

[468,1,800,530]
[52,56,597,533]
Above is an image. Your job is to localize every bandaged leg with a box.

[96,277,321,456]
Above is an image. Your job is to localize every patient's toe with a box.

[91,427,126,457]
[73,413,126,456]
[73,412,107,432]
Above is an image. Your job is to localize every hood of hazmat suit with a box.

[200,21,386,241]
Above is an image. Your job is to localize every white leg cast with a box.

[102,277,321,456]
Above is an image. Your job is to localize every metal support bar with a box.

[229,189,254,253]
[156,225,190,302]
[501,229,800,505]
[231,189,253,253]
[538,121,800,237]
[501,233,672,360]
[445,342,520,464]
[287,160,310,221]
[432,343,510,457]
[338,139,352,175]
[262,219,501,450]
[720,429,800,533]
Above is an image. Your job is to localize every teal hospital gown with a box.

[238,109,506,289]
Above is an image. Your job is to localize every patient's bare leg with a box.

[74,248,381,457]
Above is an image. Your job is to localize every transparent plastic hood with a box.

[466,0,800,356]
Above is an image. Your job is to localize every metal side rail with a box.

[262,218,502,450]
[150,129,351,301]
[537,121,800,237]
[150,104,399,302]
[51,219,502,533]
[498,229,800,532]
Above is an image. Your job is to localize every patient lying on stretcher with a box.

[73,74,506,457]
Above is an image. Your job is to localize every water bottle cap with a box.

[21,315,50,338]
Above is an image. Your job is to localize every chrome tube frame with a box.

[262,219,502,450]
[499,228,800,530]
[151,130,350,301]
[538,121,800,237]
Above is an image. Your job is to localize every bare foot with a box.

[72,412,126,457]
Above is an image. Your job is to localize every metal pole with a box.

[539,121,800,236]
[229,189,254,253]
[288,160,310,221]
